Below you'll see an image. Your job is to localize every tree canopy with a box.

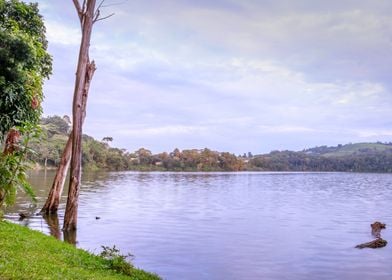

[0,0,51,207]
[0,0,52,138]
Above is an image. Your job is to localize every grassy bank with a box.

[0,221,160,279]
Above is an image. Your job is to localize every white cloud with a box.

[44,20,81,46]
[118,125,208,137]
[355,129,392,138]
[257,125,316,133]
[37,1,392,154]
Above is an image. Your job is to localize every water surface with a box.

[5,171,392,280]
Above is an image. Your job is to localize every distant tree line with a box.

[29,116,245,171]
[249,150,392,173]
[30,116,392,173]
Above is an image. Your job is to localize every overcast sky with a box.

[31,0,392,154]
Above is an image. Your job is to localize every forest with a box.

[30,116,392,173]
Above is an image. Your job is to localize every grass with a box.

[0,221,160,280]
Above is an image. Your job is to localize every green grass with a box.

[0,221,160,280]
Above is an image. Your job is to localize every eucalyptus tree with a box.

[40,0,112,231]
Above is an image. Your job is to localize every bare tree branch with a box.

[93,0,115,23]
[96,0,105,12]
[82,0,87,13]
[93,9,100,22]
[72,0,83,20]
[93,12,115,23]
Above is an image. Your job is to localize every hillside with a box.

[304,142,392,157]
[30,116,392,173]
[29,116,244,171]
[29,116,136,171]
[250,143,392,172]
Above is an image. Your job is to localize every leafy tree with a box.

[41,116,71,135]
[0,0,52,137]
[0,122,39,207]
[0,0,51,208]
[135,148,153,165]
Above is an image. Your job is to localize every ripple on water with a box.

[5,171,392,280]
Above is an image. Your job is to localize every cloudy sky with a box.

[31,0,392,154]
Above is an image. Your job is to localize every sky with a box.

[29,0,392,155]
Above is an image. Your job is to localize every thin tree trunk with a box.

[40,136,71,213]
[63,0,96,231]
[40,61,95,214]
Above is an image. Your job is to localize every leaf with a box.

[20,181,37,202]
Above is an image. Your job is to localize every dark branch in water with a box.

[355,221,387,249]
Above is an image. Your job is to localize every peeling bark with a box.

[63,0,97,231]
[41,61,95,214]
[40,136,71,214]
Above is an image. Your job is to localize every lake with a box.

[4,171,392,280]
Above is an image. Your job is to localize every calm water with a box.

[5,171,392,280]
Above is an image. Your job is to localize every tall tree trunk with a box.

[63,0,96,231]
[41,61,95,214]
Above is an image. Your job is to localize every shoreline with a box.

[0,220,160,279]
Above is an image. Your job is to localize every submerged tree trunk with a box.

[63,0,97,231]
[41,136,71,214]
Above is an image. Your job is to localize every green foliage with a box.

[0,0,52,138]
[30,116,392,173]
[249,143,392,172]
[100,245,134,276]
[0,0,50,206]
[0,221,161,279]
[41,115,71,135]
[0,122,40,207]
[28,116,69,166]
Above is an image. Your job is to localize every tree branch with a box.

[93,12,115,23]
[93,0,115,23]
[82,0,87,13]
[93,9,100,22]
[96,0,105,12]
[72,0,83,21]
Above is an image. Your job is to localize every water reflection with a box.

[4,172,392,280]
[42,213,62,240]
[63,228,77,246]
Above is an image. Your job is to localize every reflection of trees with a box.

[43,213,62,240]
[82,171,112,184]
[81,171,127,195]
[43,212,77,245]
[63,229,77,246]
[15,213,76,245]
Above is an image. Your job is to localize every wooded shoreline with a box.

[29,116,392,173]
